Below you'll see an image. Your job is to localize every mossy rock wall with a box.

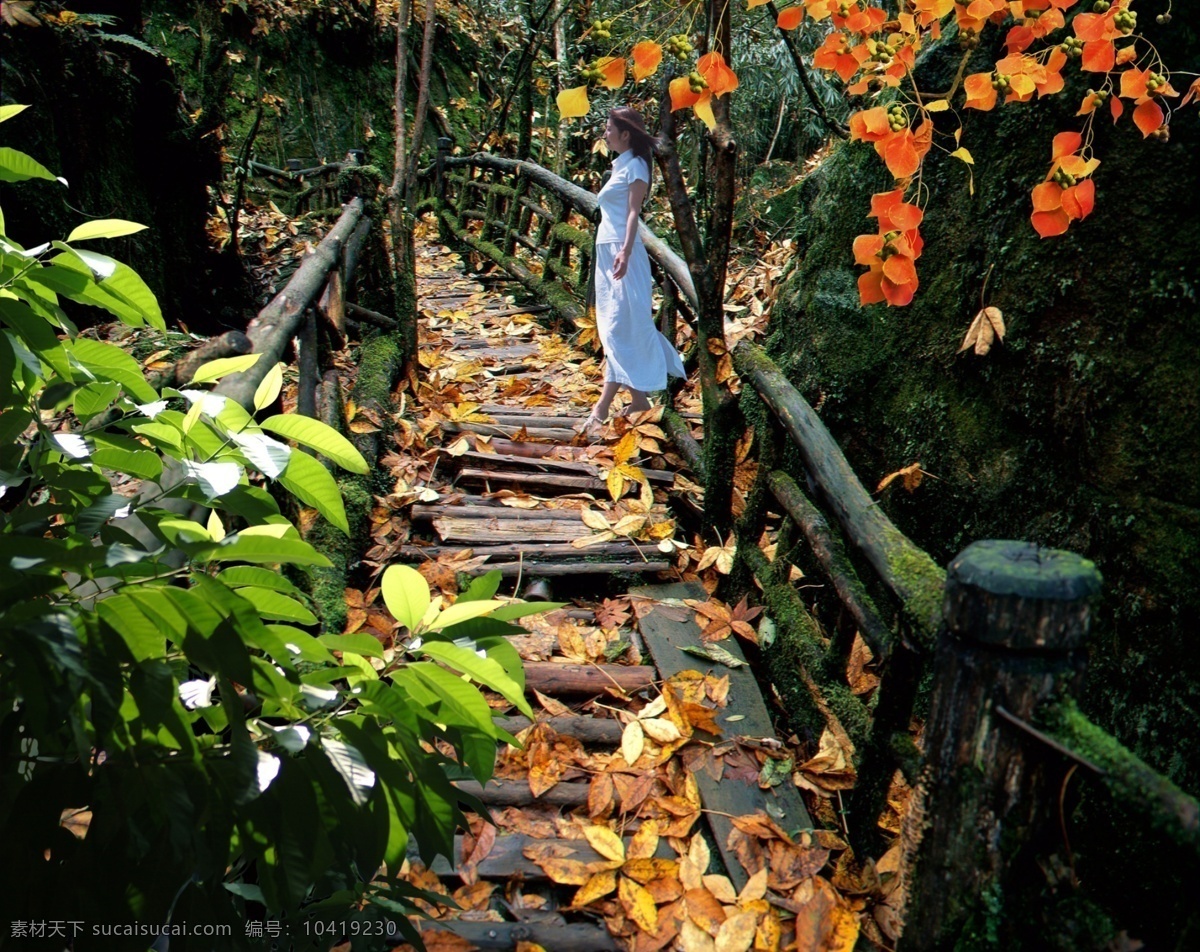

[768,23,1199,945]
[1,14,222,331]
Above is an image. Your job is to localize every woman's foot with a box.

[575,414,607,440]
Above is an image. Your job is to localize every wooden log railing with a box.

[415,139,698,329]
[694,338,1200,945]
[245,158,349,216]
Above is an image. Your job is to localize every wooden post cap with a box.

[943,540,1102,651]
[437,137,454,150]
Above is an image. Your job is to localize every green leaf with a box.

[69,337,158,402]
[75,493,127,538]
[264,625,336,664]
[406,663,502,738]
[0,104,30,124]
[0,147,56,183]
[66,219,149,242]
[44,252,163,330]
[320,632,386,661]
[196,533,332,567]
[428,599,506,631]
[236,586,318,625]
[217,566,304,597]
[417,641,531,717]
[254,362,285,411]
[489,601,566,622]
[73,380,121,421]
[458,571,501,602]
[188,353,262,385]
[96,594,166,661]
[275,450,349,535]
[380,564,430,632]
[0,297,72,380]
[260,414,369,474]
[91,433,163,480]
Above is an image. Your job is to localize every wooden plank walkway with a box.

[405,237,681,579]
[400,237,828,951]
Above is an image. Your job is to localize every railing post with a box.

[902,539,1102,948]
[435,137,452,204]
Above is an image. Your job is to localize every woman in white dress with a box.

[580,107,686,435]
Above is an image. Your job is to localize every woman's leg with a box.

[588,381,622,424]
[625,387,651,414]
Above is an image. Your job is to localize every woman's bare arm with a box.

[612,178,649,279]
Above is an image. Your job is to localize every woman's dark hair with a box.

[609,107,654,186]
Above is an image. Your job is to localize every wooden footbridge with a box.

[207,149,1199,950]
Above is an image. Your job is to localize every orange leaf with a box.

[670,76,702,112]
[777,6,805,30]
[1081,39,1115,73]
[882,254,917,287]
[848,106,890,141]
[1031,207,1071,239]
[632,41,662,81]
[1182,77,1200,107]
[852,234,884,265]
[1110,95,1124,123]
[881,273,917,307]
[1120,67,1148,100]
[858,268,886,306]
[596,56,626,90]
[1132,98,1164,137]
[698,51,739,97]
[1051,131,1082,159]
[963,72,997,111]
[1031,181,1064,212]
[882,130,921,178]
[1061,179,1095,220]
[1072,12,1110,43]
[886,199,923,231]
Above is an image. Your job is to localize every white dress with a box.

[594,150,686,391]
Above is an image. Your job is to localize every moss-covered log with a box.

[740,544,871,749]
[765,469,893,662]
[1040,699,1200,856]
[735,339,944,645]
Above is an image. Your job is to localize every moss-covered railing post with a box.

[435,136,452,205]
[902,540,1102,948]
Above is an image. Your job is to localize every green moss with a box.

[306,476,372,633]
[883,535,946,648]
[742,546,871,749]
[549,222,591,251]
[1042,699,1200,853]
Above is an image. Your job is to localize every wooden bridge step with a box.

[493,715,624,744]
[458,559,671,577]
[400,541,644,561]
[442,420,579,442]
[453,778,590,807]
[523,662,655,694]
[412,501,592,520]
[432,515,589,543]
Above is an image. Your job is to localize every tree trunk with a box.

[405,0,438,190]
